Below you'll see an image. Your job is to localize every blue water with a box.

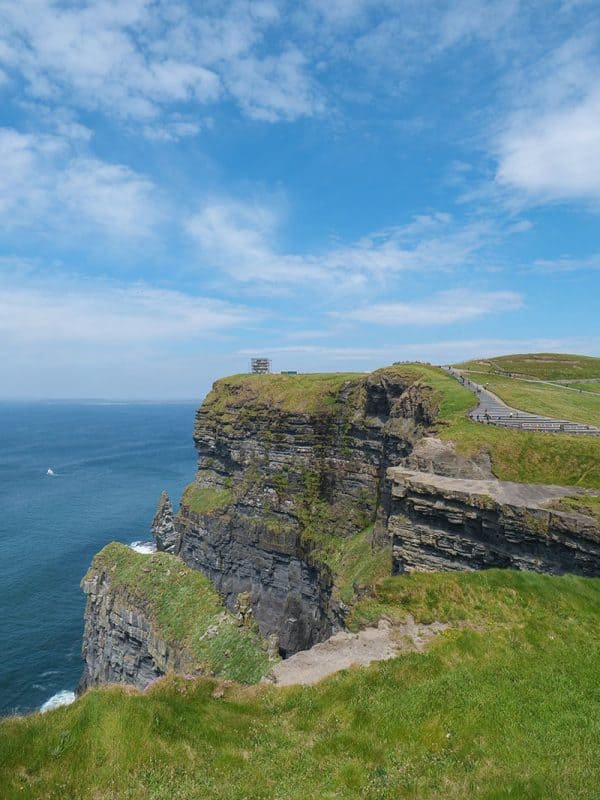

[0,402,198,716]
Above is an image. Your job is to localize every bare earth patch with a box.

[264,616,450,687]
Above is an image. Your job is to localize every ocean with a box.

[0,401,198,716]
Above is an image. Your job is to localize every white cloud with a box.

[0,0,322,126]
[533,254,600,272]
[237,336,600,369]
[224,47,323,122]
[495,34,600,203]
[0,127,160,237]
[0,281,254,344]
[186,198,491,286]
[496,90,600,201]
[331,289,523,326]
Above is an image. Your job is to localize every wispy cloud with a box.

[533,254,600,271]
[0,127,161,237]
[330,289,523,326]
[0,280,255,344]
[186,198,492,287]
[0,0,321,128]
[495,35,600,204]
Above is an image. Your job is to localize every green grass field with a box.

[561,380,600,394]
[464,370,600,427]
[2,570,599,800]
[456,352,600,381]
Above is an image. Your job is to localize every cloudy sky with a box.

[1,0,599,398]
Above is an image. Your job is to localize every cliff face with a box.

[80,566,195,691]
[171,369,438,654]
[387,468,600,575]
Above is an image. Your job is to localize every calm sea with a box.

[0,401,198,716]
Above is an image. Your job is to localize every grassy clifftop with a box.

[200,361,598,489]
[86,544,271,683]
[456,352,600,380]
[3,569,599,799]
[202,371,364,415]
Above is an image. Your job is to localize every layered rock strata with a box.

[387,468,600,575]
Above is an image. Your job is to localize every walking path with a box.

[443,367,600,436]
[263,617,449,687]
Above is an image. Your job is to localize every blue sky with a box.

[0,0,599,398]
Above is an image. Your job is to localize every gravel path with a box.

[263,617,449,687]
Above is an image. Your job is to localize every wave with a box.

[40,690,76,713]
[129,540,156,554]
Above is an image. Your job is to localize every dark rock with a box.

[151,491,179,553]
[387,468,600,576]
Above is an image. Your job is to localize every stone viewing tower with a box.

[250,357,271,374]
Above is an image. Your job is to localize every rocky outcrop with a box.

[79,561,196,691]
[387,468,600,576]
[151,491,178,553]
[169,368,438,655]
[79,543,272,692]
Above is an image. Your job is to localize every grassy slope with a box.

[204,371,363,415]
[88,544,271,683]
[562,380,600,394]
[2,570,599,800]
[464,371,600,427]
[396,364,600,489]
[456,352,600,380]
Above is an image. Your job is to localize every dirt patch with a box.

[263,616,450,687]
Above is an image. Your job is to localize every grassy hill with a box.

[394,363,600,489]
[2,569,599,800]
[455,353,600,381]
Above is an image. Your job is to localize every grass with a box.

[464,370,600,427]
[388,363,600,489]
[456,352,600,381]
[180,484,233,514]
[203,372,364,415]
[548,493,600,525]
[2,569,599,799]
[562,380,600,394]
[87,544,271,684]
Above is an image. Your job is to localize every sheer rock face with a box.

[174,370,437,655]
[387,468,600,576]
[152,491,178,553]
[79,567,195,692]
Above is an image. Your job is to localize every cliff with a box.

[79,543,273,691]
[386,468,600,575]
[81,363,600,692]
[172,367,438,654]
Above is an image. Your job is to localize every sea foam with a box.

[130,540,156,554]
[40,690,76,713]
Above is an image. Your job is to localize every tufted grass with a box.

[2,569,599,799]
[455,352,600,381]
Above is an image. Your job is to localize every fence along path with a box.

[443,367,600,436]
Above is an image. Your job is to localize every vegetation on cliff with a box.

[86,544,271,684]
[2,569,599,799]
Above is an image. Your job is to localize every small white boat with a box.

[47,468,55,476]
